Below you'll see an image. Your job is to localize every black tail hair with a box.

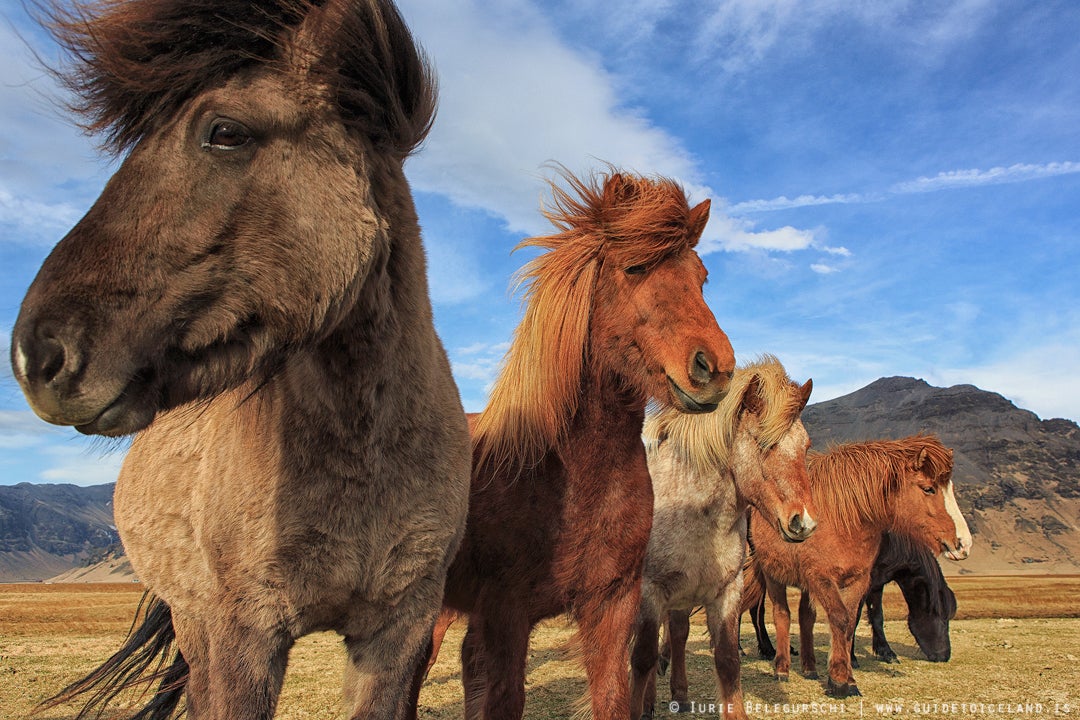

[35,592,188,719]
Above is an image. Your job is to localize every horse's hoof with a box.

[879,652,899,664]
[849,685,862,697]
[775,672,789,682]
[803,671,819,680]
[761,649,776,661]
[851,656,860,669]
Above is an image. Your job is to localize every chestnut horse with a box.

[12,1,470,718]
[415,168,735,720]
[745,532,958,664]
[744,436,971,697]
[628,356,817,720]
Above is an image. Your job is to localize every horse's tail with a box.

[35,592,188,720]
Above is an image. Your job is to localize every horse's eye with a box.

[922,486,937,495]
[204,120,253,150]
[625,264,648,275]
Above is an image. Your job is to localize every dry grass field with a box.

[2,578,1078,719]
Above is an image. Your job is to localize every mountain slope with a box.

[0,483,119,582]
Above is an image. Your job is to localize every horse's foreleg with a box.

[812,578,865,699]
[173,611,292,720]
[750,595,775,660]
[797,591,818,678]
[705,584,749,720]
[473,604,531,720]
[865,586,897,662]
[460,618,487,720]
[667,609,691,708]
[764,579,792,681]
[629,611,659,720]
[576,582,640,720]
[344,579,445,720]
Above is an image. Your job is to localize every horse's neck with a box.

[652,443,738,512]
[557,369,647,479]
[279,202,437,438]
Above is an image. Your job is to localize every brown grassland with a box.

[1,578,1078,719]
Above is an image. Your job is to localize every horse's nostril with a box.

[789,513,803,535]
[690,350,714,385]
[38,336,68,385]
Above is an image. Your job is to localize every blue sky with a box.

[2,0,1078,486]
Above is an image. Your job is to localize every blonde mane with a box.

[643,355,806,476]
[807,436,954,530]
[473,165,702,474]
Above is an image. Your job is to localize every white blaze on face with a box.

[14,341,29,381]
[942,481,971,560]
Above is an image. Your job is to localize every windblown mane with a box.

[40,0,436,155]
[473,165,702,474]
[807,436,954,531]
[642,355,805,476]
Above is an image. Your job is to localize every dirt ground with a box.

[1,579,1077,719]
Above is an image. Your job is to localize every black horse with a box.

[746,533,957,664]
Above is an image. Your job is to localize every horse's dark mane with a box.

[875,533,953,616]
[39,0,436,155]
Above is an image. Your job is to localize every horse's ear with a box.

[688,199,711,245]
[795,378,813,413]
[605,172,636,205]
[741,375,765,417]
[917,448,929,469]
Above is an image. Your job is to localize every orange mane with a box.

[472,165,703,475]
[807,435,954,530]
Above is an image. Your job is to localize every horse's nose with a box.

[11,318,86,424]
[787,510,817,542]
[688,348,733,393]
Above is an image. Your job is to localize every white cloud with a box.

[727,193,871,214]
[810,263,839,274]
[891,162,1080,194]
[930,341,1080,423]
[38,445,124,486]
[399,0,703,237]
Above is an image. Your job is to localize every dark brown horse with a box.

[744,436,971,697]
[415,167,735,720]
[745,532,958,664]
[11,1,470,718]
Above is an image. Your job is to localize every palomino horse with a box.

[744,436,972,697]
[628,357,817,720]
[12,0,470,718]
[415,167,735,720]
[746,532,958,664]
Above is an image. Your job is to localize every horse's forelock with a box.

[42,0,434,155]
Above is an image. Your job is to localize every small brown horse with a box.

[11,1,470,718]
[745,532,959,664]
[744,436,971,698]
[416,167,735,720]
[629,357,817,720]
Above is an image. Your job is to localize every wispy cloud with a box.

[891,161,1080,194]
[730,161,1080,214]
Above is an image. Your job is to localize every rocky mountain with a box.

[0,482,120,582]
[802,377,1080,574]
[2,377,1077,581]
